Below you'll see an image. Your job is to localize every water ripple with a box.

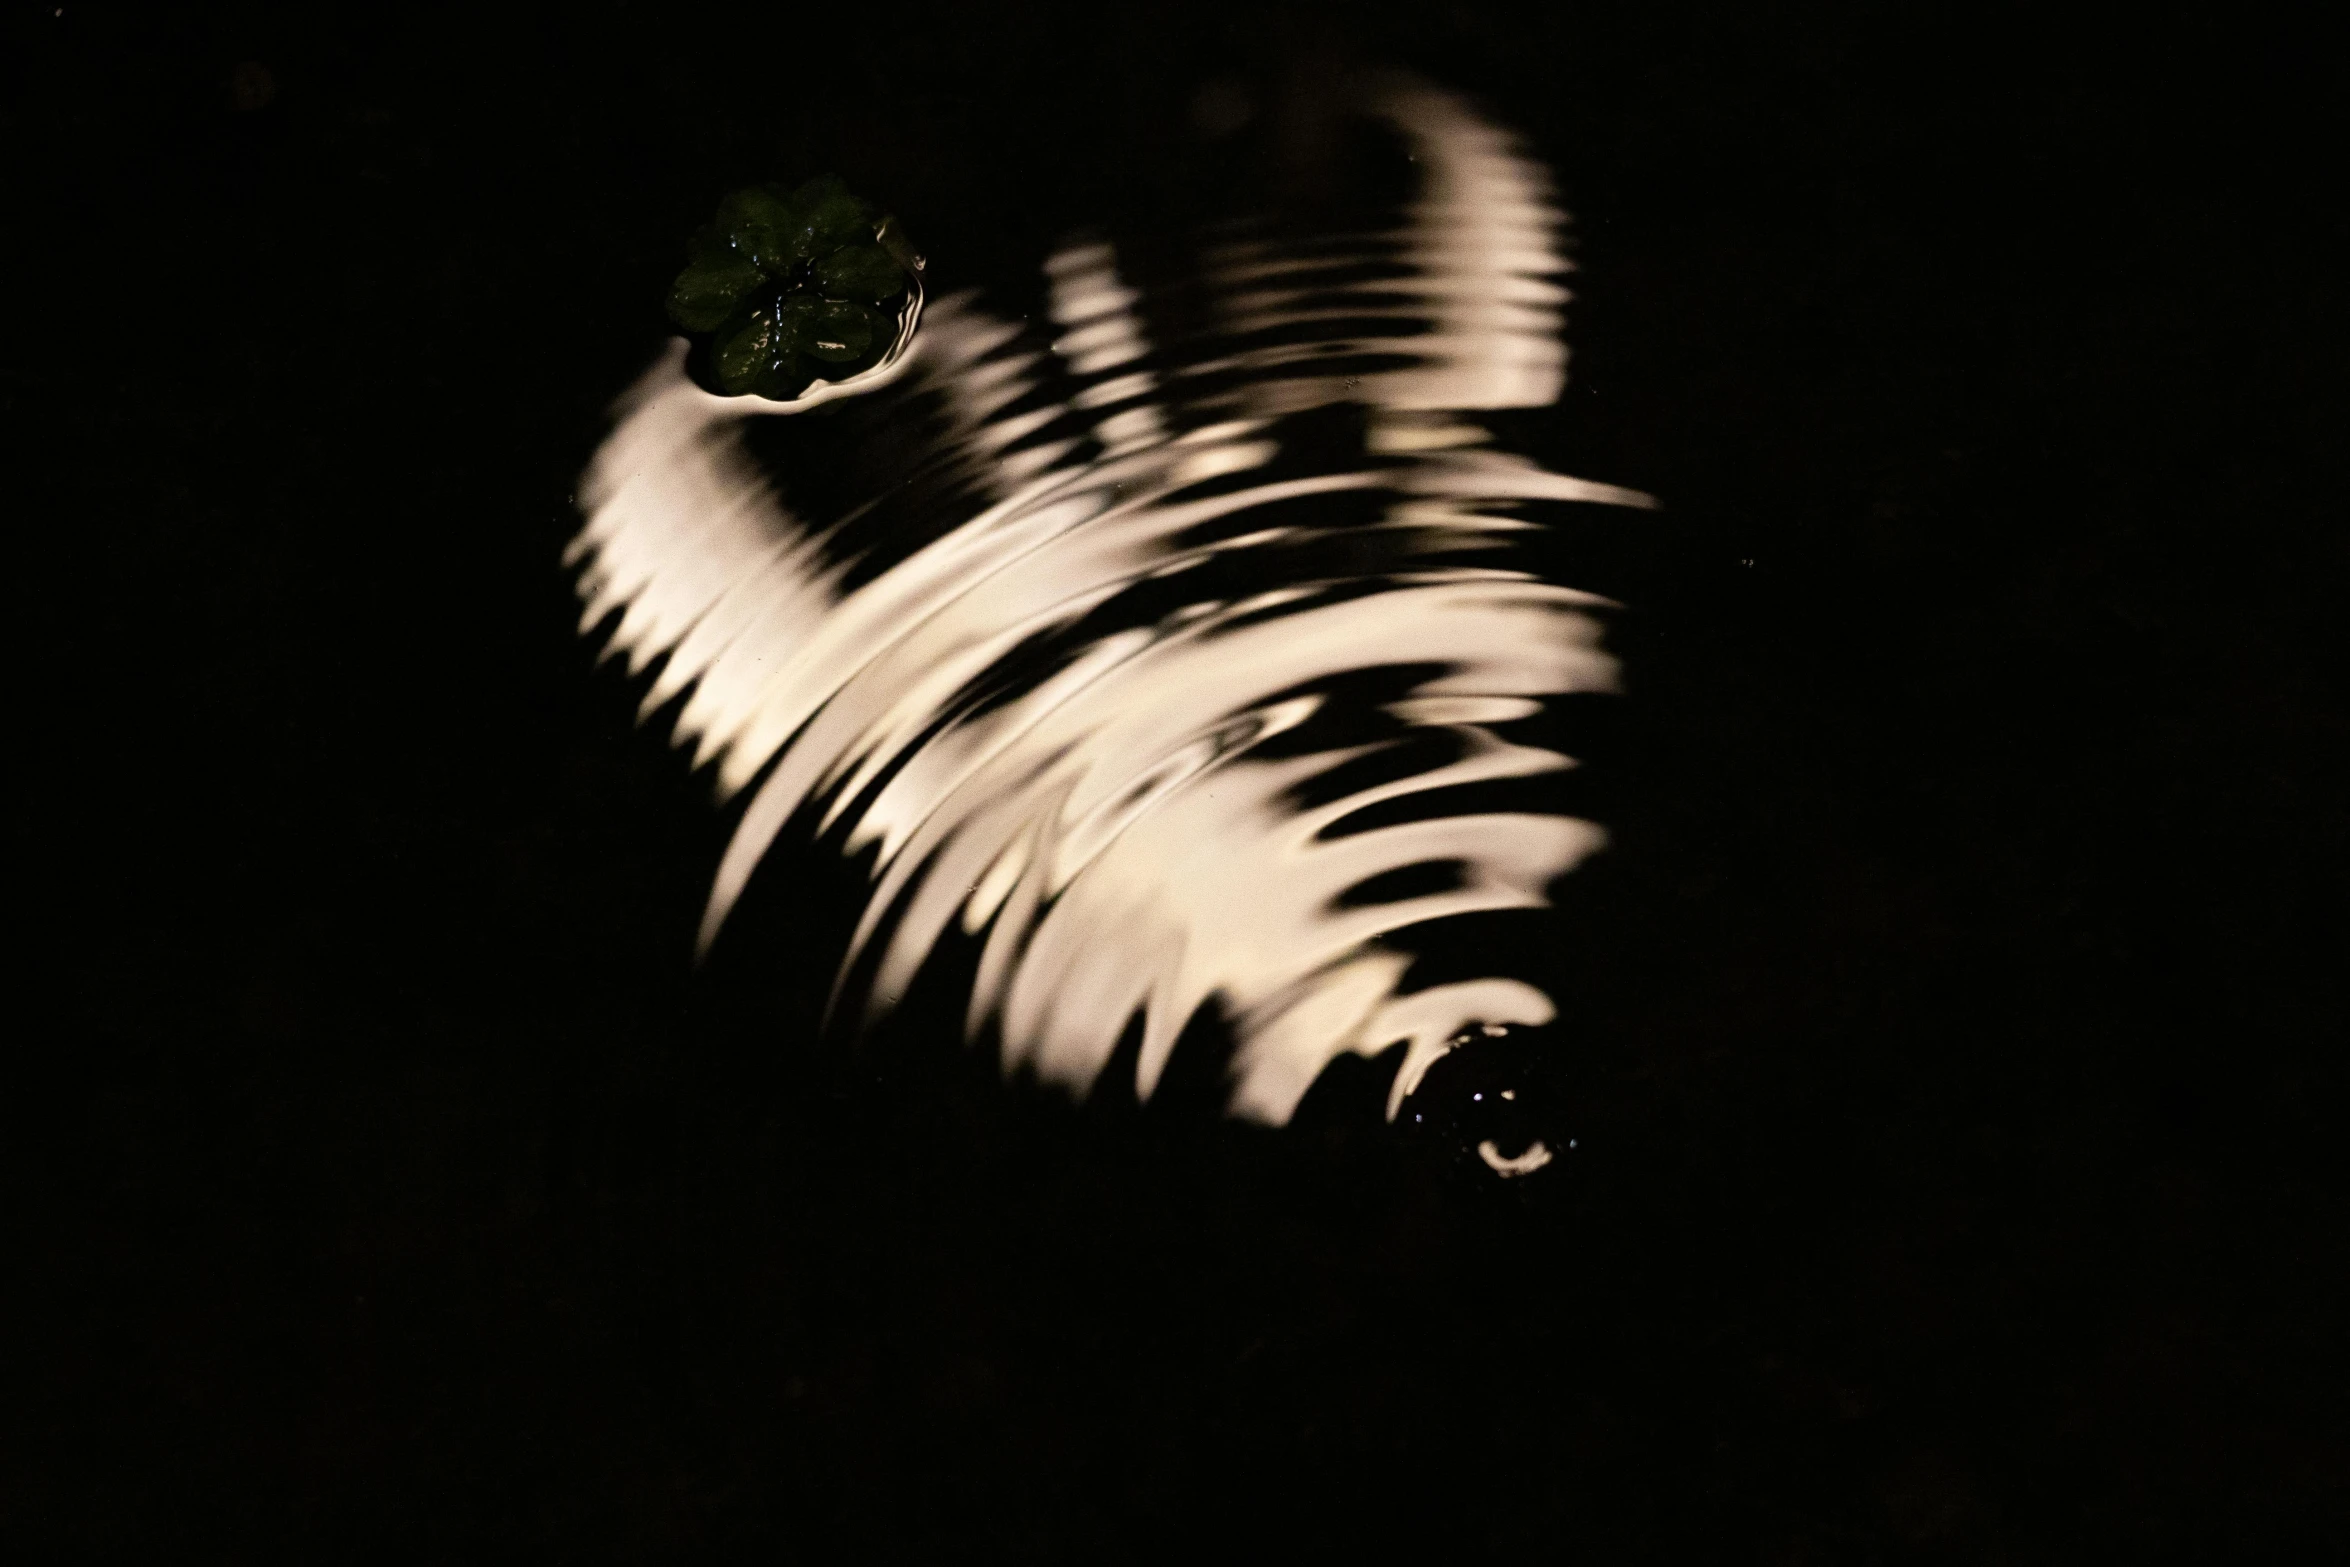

[570,74,1654,1132]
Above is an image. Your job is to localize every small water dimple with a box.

[570,73,1653,1157]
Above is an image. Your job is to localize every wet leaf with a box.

[716,185,802,275]
[814,243,905,303]
[770,293,821,357]
[787,174,872,259]
[712,298,784,394]
[804,298,877,363]
[666,253,767,332]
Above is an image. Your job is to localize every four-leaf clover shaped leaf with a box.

[666,174,918,401]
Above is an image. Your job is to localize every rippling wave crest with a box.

[569,76,1654,1127]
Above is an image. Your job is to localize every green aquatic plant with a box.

[665,174,919,400]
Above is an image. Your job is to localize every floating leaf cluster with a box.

[665,175,917,401]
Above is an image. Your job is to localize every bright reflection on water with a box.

[569,75,1653,1147]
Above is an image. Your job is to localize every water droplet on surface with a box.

[1477,1138,1553,1177]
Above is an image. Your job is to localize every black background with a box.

[10,0,2345,1557]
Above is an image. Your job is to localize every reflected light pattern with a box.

[569,75,1654,1128]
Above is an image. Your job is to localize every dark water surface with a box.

[14,2,2345,1557]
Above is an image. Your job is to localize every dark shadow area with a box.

[11,0,2344,1558]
